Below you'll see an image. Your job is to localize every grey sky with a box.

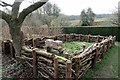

[50,0,119,15]
[0,0,119,15]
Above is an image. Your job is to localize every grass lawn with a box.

[84,42,119,78]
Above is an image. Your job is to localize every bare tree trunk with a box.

[9,23,23,56]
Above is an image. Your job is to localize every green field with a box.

[94,18,107,22]
[84,42,119,78]
[67,17,114,27]
[69,18,107,24]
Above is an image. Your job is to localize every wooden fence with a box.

[2,34,116,79]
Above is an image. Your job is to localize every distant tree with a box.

[109,12,118,26]
[80,8,95,26]
[87,8,95,26]
[24,12,42,27]
[109,2,120,27]
[57,14,69,26]
[23,2,61,35]
[37,2,60,35]
[51,19,58,27]
[108,8,120,27]
[52,4,60,17]
[80,9,89,26]
[43,2,52,16]
[110,2,120,27]
[39,2,60,28]
[51,14,69,27]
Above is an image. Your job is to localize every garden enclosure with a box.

[2,34,116,79]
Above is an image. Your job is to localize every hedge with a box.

[63,27,120,41]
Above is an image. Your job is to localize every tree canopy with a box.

[80,8,95,26]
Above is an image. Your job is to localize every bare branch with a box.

[0,0,12,7]
[0,3,4,6]
[12,0,24,19]
[18,0,48,24]
[0,10,11,24]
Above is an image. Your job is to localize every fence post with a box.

[64,52,69,59]
[32,49,38,78]
[104,42,107,51]
[108,40,110,49]
[75,57,80,79]
[92,46,99,68]
[112,36,116,46]
[82,44,86,52]
[97,35,100,43]
[87,34,90,42]
[32,38,35,48]
[9,42,15,58]
[54,56,58,79]
[101,42,105,59]
[66,60,72,80]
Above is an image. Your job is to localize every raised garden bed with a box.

[2,34,116,79]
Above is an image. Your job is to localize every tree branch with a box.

[0,10,11,24]
[12,0,24,19]
[0,0,12,7]
[18,0,48,24]
[0,3,4,6]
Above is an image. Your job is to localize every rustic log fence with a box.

[2,34,116,79]
[24,34,109,48]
